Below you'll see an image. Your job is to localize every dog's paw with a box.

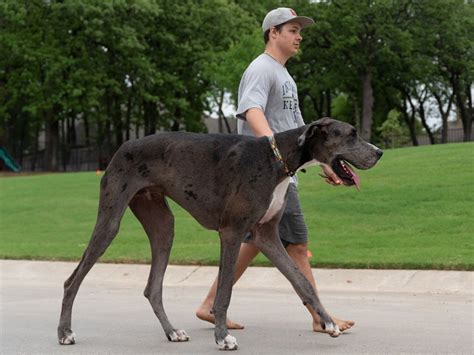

[324,321,342,338]
[217,334,238,350]
[167,329,190,342]
[58,331,76,345]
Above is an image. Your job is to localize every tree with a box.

[1,0,472,171]
[1,0,260,170]
[408,0,473,142]
[292,0,416,142]
[431,1,474,141]
[204,29,263,132]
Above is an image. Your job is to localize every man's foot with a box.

[195,307,244,329]
[313,316,355,333]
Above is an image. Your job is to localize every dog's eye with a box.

[333,129,341,137]
[350,129,357,137]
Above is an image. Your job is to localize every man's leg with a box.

[195,242,260,329]
[285,242,355,332]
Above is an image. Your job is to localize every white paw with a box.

[325,322,341,338]
[59,332,76,345]
[168,329,190,342]
[217,334,238,350]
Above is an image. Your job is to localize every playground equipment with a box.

[0,147,21,172]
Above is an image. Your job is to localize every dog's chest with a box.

[259,178,291,224]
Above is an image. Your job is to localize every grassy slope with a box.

[0,142,472,270]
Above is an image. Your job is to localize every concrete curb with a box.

[1,259,472,295]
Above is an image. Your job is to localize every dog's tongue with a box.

[343,162,361,191]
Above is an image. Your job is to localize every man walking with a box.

[196,7,354,333]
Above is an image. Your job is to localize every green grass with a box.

[1,142,473,270]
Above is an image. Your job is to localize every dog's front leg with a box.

[212,227,245,350]
[254,221,341,338]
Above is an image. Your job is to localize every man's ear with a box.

[297,117,332,147]
[270,26,279,39]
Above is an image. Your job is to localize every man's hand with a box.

[319,164,342,186]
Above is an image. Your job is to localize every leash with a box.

[267,136,295,177]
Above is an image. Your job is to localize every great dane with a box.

[58,117,383,350]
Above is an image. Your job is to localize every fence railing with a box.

[20,147,106,172]
[15,128,473,172]
[381,128,472,149]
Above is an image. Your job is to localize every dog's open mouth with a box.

[332,159,360,191]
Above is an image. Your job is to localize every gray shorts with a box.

[244,183,309,246]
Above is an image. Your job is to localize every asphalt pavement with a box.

[1,260,472,354]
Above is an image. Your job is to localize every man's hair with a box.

[263,23,285,44]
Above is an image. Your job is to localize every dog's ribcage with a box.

[258,177,291,224]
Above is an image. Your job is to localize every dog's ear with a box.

[297,117,332,147]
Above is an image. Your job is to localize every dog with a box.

[58,117,383,350]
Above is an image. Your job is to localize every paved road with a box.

[1,260,472,354]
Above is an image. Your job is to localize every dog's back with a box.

[107,132,277,230]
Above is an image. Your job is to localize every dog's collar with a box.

[267,136,295,177]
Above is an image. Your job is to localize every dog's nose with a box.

[376,149,384,160]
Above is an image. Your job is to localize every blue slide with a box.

[0,146,21,172]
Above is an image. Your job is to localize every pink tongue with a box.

[344,163,360,191]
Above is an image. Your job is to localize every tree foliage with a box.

[0,0,472,171]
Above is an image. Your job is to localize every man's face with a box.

[273,21,303,57]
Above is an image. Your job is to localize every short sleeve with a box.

[236,65,273,120]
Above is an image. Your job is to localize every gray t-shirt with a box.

[236,53,305,136]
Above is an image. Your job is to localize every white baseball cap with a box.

[262,7,315,33]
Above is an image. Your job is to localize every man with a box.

[196,7,354,333]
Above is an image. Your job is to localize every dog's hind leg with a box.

[212,227,246,350]
[58,174,143,345]
[253,220,341,338]
[128,192,189,342]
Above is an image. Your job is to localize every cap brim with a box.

[286,16,315,29]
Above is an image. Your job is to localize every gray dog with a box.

[58,117,382,350]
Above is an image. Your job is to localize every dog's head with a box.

[298,117,383,189]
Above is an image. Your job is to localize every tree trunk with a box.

[70,117,76,147]
[466,82,472,117]
[96,119,106,170]
[325,89,332,117]
[466,82,473,141]
[32,120,40,171]
[417,98,435,144]
[83,113,90,147]
[433,91,454,144]
[310,94,322,118]
[171,107,181,131]
[143,100,157,135]
[361,71,374,141]
[113,96,123,148]
[319,92,324,117]
[402,96,418,146]
[125,95,132,141]
[105,119,112,157]
[104,96,115,162]
[216,91,231,133]
[44,111,59,171]
[17,114,27,166]
[352,93,361,132]
[60,118,67,171]
[451,75,472,141]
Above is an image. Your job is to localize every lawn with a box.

[0,142,472,270]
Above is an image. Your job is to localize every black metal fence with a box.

[20,147,108,172]
[380,128,472,149]
[14,128,473,172]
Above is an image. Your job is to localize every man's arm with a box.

[245,108,273,137]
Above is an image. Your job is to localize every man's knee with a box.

[286,242,308,260]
